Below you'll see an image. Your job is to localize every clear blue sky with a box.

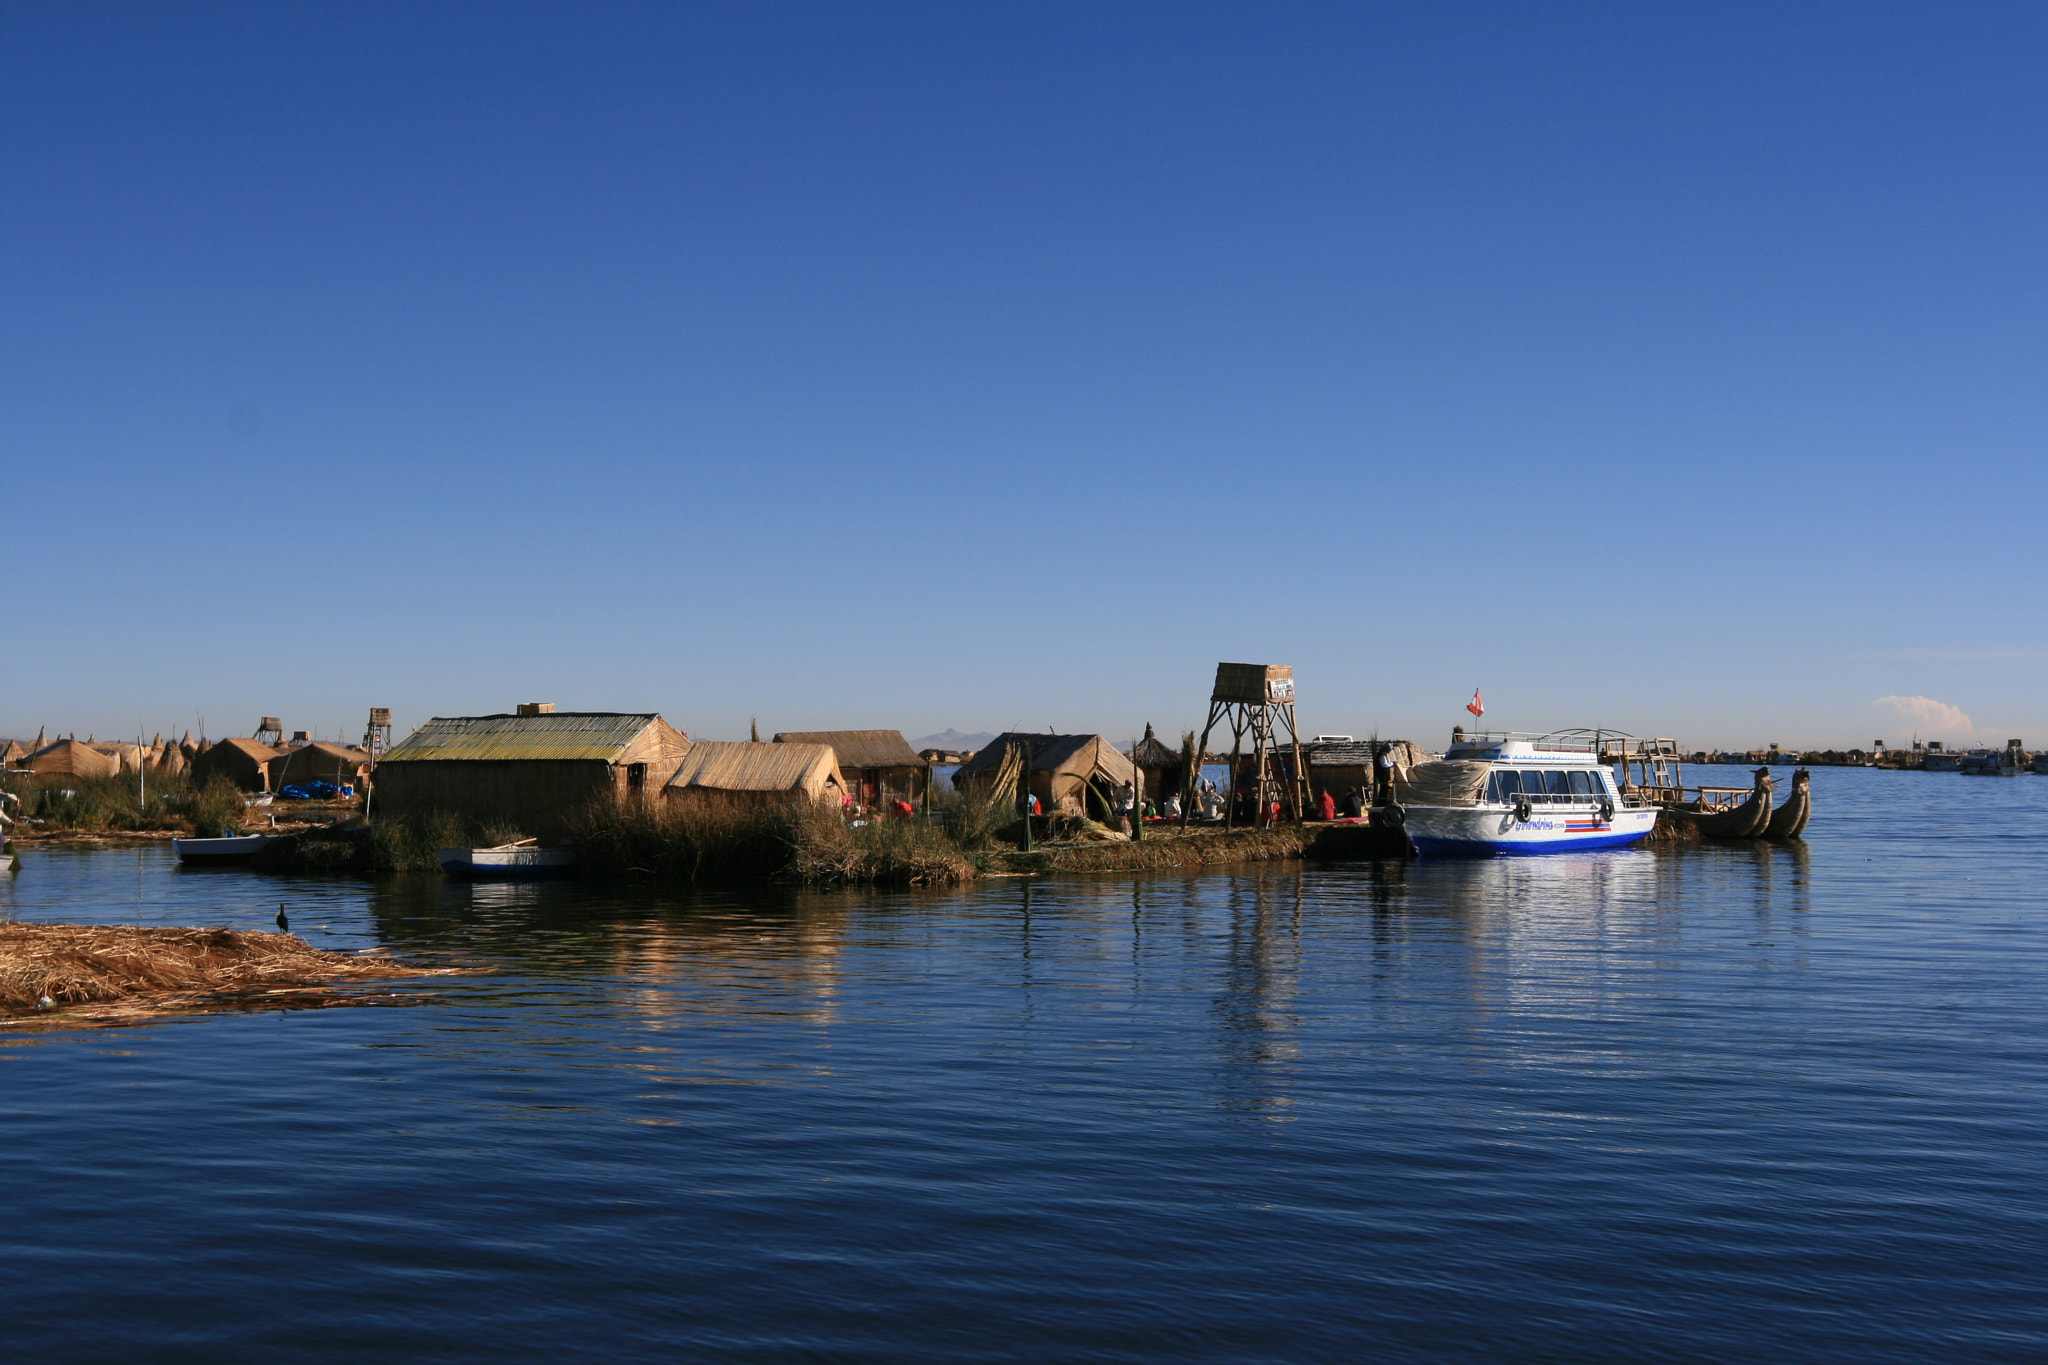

[5,2,2044,751]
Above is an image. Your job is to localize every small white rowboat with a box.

[172,834,280,865]
[436,841,577,878]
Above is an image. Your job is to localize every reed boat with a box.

[436,840,576,878]
[172,834,280,865]
[1383,731,1659,856]
[1656,765,1813,840]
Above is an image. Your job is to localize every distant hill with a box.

[910,729,996,753]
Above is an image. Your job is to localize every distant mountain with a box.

[910,729,996,753]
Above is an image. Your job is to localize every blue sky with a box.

[5,2,2044,751]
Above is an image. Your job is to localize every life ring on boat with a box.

[1380,801,1406,830]
[1600,798,1615,822]
[1513,796,1532,823]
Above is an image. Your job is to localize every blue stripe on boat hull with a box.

[1408,829,1652,856]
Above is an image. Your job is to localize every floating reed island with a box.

[0,922,446,1028]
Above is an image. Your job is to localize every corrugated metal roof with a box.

[665,741,841,793]
[380,713,663,764]
[772,729,923,770]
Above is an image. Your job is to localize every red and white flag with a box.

[1466,689,1485,718]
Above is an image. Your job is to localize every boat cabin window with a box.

[1517,771,1548,800]
[1543,771,1573,797]
[1567,771,1592,796]
[1488,771,1523,801]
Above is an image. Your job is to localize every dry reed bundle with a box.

[0,922,439,1022]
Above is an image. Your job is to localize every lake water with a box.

[2,766,2043,1362]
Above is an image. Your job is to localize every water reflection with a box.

[1208,872,1304,1115]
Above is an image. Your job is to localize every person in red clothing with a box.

[1318,789,1336,822]
[893,799,915,819]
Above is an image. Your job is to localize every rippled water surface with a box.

[3,766,2044,1362]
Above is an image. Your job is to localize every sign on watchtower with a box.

[1188,663,1309,827]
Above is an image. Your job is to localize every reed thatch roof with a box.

[1,739,26,766]
[23,740,120,780]
[1128,723,1179,768]
[953,733,1136,787]
[771,730,924,771]
[664,741,843,798]
[381,713,673,764]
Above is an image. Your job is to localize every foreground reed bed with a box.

[0,921,442,1026]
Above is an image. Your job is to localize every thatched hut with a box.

[23,739,121,781]
[373,710,689,840]
[1126,723,1183,804]
[952,733,1137,816]
[270,742,371,793]
[1,739,27,768]
[663,741,844,809]
[192,737,285,793]
[1303,739,1432,802]
[771,730,926,808]
[151,742,187,778]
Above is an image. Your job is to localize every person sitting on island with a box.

[1162,792,1181,821]
[1318,789,1337,822]
[1341,786,1364,819]
[892,799,915,819]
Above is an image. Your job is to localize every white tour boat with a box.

[1388,731,1659,856]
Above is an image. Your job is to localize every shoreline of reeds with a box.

[2,771,248,840]
[0,921,446,1027]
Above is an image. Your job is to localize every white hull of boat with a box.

[172,835,279,865]
[437,846,577,878]
[1403,804,1658,855]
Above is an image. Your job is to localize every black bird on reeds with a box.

[275,903,289,934]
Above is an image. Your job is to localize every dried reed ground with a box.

[0,922,438,1021]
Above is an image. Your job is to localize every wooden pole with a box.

[1018,741,1032,852]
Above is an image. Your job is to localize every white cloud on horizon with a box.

[1873,695,1973,735]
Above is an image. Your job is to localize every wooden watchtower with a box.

[1189,663,1309,827]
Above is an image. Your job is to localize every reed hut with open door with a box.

[951,733,1137,817]
[770,730,926,809]
[372,706,688,841]
[663,741,844,810]
[191,737,285,793]
[270,742,372,793]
